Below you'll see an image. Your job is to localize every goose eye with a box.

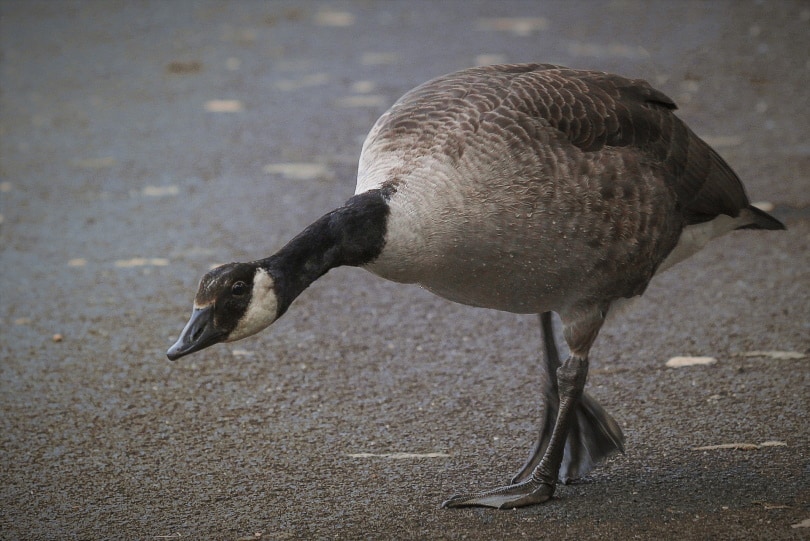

[231,281,248,296]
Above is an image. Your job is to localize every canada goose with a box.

[167,63,785,509]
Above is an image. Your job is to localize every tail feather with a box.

[736,204,785,231]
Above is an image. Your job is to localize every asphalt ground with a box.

[1,1,808,539]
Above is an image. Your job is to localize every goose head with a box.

[167,189,390,361]
[167,262,279,360]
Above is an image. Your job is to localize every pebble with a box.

[665,356,717,368]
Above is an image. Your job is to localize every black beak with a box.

[166,306,225,361]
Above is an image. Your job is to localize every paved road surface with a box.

[1,1,808,539]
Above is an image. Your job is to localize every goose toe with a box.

[442,478,555,509]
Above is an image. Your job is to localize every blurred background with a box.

[1,1,807,539]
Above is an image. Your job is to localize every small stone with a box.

[666,356,717,368]
[166,61,202,74]
[204,99,244,113]
[792,518,810,529]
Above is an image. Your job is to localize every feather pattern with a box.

[356,63,765,316]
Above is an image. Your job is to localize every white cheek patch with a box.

[226,268,279,342]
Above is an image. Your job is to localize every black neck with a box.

[259,189,390,316]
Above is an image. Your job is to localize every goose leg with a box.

[442,310,604,509]
[511,312,624,485]
[510,312,562,483]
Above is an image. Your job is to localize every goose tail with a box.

[736,205,785,231]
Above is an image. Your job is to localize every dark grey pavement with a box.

[1,1,808,539]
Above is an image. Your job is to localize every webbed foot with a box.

[441,477,555,509]
[443,311,607,511]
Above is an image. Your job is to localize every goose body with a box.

[355,64,773,315]
[168,64,784,508]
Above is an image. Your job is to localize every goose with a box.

[167,63,785,509]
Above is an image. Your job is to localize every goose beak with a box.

[166,306,225,361]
